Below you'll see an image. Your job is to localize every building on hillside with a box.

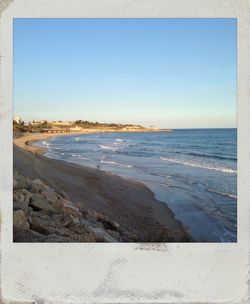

[69,126,82,132]
[14,116,22,124]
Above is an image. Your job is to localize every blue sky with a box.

[14,18,236,128]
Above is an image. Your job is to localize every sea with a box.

[34,128,237,242]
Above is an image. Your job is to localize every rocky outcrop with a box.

[13,171,133,242]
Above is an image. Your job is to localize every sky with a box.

[14,18,236,128]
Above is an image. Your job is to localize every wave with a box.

[98,145,118,151]
[80,157,89,160]
[100,160,118,165]
[116,138,125,142]
[186,152,236,161]
[160,156,237,174]
[100,160,132,168]
[207,188,237,199]
[41,141,49,146]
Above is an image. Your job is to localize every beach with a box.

[13,132,191,242]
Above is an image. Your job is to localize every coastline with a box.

[13,131,192,242]
[13,128,173,154]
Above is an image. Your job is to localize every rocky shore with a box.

[14,170,135,242]
[13,170,191,242]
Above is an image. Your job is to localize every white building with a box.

[14,116,22,124]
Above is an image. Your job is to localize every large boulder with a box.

[61,199,82,219]
[66,223,99,242]
[41,187,61,202]
[84,225,118,242]
[13,199,29,213]
[30,210,80,235]
[13,210,30,230]
[13,228,46,242]
[81,209,120,231]
[13,176,31,190]
[33,179,46,188]
[29,194,55,211]
[30,212,58,235]
[28,182,42,194]
[13,189,32,204]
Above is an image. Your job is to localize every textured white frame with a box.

[0,1,249,303]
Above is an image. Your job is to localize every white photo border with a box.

[0,0,249,303]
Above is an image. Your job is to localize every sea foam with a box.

[160,156,236,174]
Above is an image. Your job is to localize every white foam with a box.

[98,145,118,151]
[160,156,237,174]
[80,157,89,160]
[116,138,124,142]
[100,160,118,165]
[100,160,132,168]
[207,188,237,199]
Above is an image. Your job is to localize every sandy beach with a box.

[13,132,191,242]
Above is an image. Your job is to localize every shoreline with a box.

[13,131,192,242]
[13,128,173,154]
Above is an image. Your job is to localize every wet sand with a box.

[13,132,191,242]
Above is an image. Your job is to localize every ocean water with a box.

[34,129,237,242]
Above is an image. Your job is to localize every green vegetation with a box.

[74,120,143,129]
[13,119,145,136]
[13,120,52,134]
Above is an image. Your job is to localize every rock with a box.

[13,176,28,189]
[30,210,80,236]
[106,229,120,240]
[13,228,46,242]
[49,199,63,209]
[13,189,32,204]
[13,170,19,178]
[71,216,80,224]
[13,199,29,213]
[121,231,139,242]
[61,199,82,219]
[87,226,118,242]
[41,234,74,242]
[66,223,99,242]
[33,179,45,187]
[41,188,60,202]
[56,190,69,199]
[13,179,18,189]
[81,209,120,231]
[13,210,30,230]
[26,207,34,223]
[30,212,57,235]
[29,194,55,211]
[79,218,103,229]
[27,179,46,194]
[27,182,42,194]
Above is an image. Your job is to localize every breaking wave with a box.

[160,156,236,174]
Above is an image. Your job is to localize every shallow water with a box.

[34,129,237,242]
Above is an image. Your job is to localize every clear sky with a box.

[14,18,236,128]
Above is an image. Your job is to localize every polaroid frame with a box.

[0,1,249,303]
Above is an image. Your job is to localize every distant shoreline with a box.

[13,128,173,154]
